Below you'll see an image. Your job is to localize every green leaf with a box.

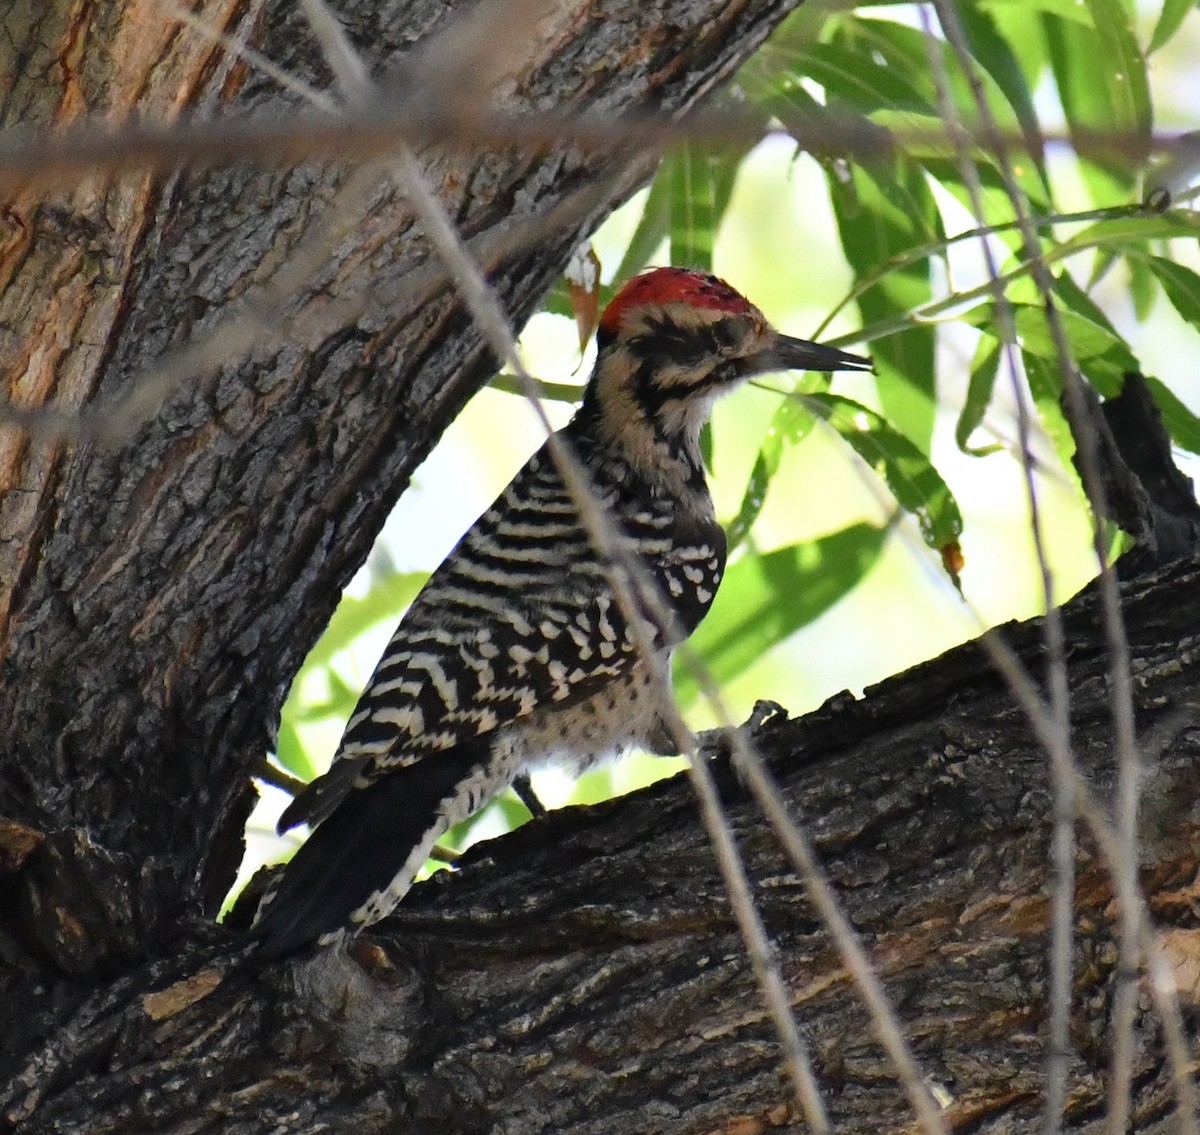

[805,393,964,554]
[274,565,425,782]
[1144,255,1200,329]
[676,523,889,705]
[873,125,1051,218]
[1146,375,1200,455]
[979,0,1095,25]
[1022,351,1082,495]
[827,160,939,452]
[957,339,1006,455]
[1127,254,1160,322]
[667,146,719,273]
[955,0,1049,191]
[746,56,892,164]
[1051,271,1140,396]
[975,0,1050,101]
[788,39,935,116]
[1149,0,1194,52]
[727,396,820,552]
[1062,213,1200,252]
[615,172,672,282]
[841,17,1049,211]
[1053,268,1122,334]
[963,301,1136,375]
[303,568,428,669]
[665,135,755,274]
[275,717,319,781]
[1043,2,1151,200]
[699,420,715,475]
[1083,0,1151,130]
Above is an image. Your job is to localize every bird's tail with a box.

[249,743,486,959]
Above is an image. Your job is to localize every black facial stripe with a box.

[635,312,741,369]
[631,353,737,417]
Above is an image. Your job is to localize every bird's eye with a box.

[708,319,743,353]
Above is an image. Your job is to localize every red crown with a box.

[599,268,755,336]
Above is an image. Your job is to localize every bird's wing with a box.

[277,447,669,833]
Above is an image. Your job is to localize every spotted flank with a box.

[272,444,724,838]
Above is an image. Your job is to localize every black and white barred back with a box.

[250,268,870,957]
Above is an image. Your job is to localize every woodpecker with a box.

[251,267,871,957]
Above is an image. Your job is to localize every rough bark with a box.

[4,558,1200,1133]
[0,0,794,987]
[5,2,1200,1133]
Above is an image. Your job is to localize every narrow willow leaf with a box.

[955,1,1049,190]
[805,392,964,555]
[1086,245,1122,291]
[1149,0,1194,52]
[668,145,718,272]
[675,523,889,706]
[747,57,892,165]
[827,161,939,452]
[700,420,715,476]
[538,277,574,320]
[1146,376,1200,455]
[308,667,360,718]
[614,168,672,282]
[1053,269,1122,333]
[1043,4,1151,199]
[1061,213,1200,252]
[726,396,819,552]
[787,39,934,115]
[1023,351,1082,496]
[957,339,1005,456]
[889,132,1051,216]
[976,0,1050,107]
[979,0,1094,25]
[963,302,1136,368]
[811,21,945,454]
[1051,271,1139,396]
[1083,0,1152,135]
[856,18,1037,175]
[1144,256,1200,328]
[1127,255,1160,322]
[666,140,754,273]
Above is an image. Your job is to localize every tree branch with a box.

[6,557,1200,1133]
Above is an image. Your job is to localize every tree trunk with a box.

[4,1,1199,1132]
[0,0,793,1000]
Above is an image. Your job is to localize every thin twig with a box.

[981,630,1200,1135]
[158,0,339,112]
[0,95,1183,196]
[292,2,839,1118]
[926,3,1156,1128]
[252,757,307,797]
[917,8,1076,1130]
[809,203,1143,344]
[710,708,951,1135]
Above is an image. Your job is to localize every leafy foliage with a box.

[273,0,1200,857]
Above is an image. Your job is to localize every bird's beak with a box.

[744,332,873,376]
